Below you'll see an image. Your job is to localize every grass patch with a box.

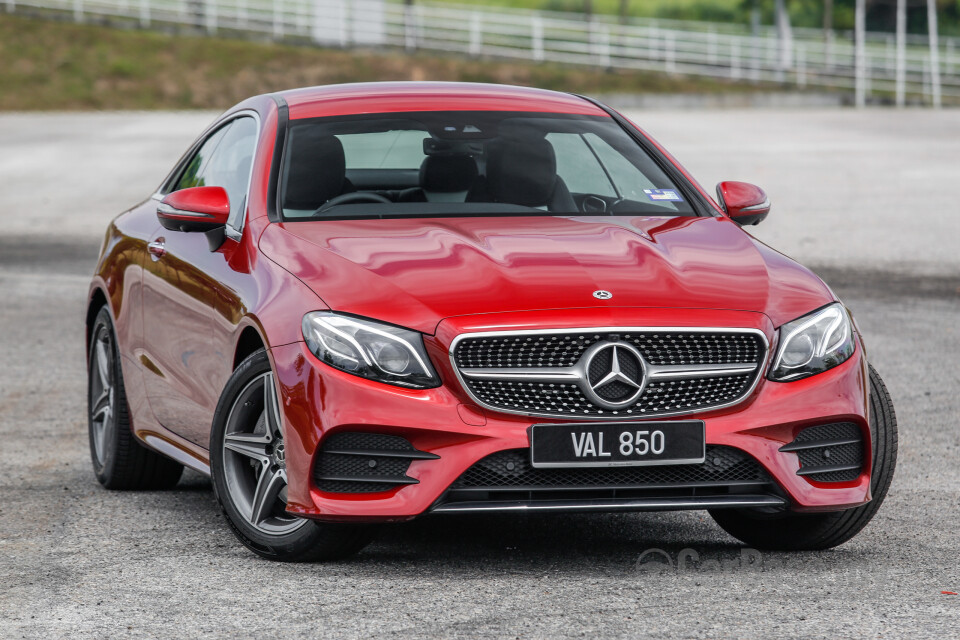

[432,0,741,23]
[0,13,763,111]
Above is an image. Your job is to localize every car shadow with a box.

[150,471,878,576]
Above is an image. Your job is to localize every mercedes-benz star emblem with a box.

[593,290,613,300]
[580,342,646,410]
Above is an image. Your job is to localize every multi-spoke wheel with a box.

[220,371,307,536]
[210,348,378,561]
[89,321,116,466]
[87,306,183,490]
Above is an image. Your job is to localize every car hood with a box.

[259,215,834,334]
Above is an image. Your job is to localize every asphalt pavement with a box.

[0,109,958,639]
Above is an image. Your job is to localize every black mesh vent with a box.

[316,478,400,493]
[783,422,864,483]
[323,432,416,452]
[453,446,769,490]
[316,453,411,478]
[454,331,763,369]
[313,432,437,494]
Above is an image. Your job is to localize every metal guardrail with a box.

[7,0,959,105]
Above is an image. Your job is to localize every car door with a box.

[140,116,258,446]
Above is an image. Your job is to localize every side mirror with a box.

[157,186,230,232]
[716,181,770,226]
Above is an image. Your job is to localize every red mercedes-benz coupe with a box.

[86,82,897,561]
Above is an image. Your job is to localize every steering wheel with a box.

[316,192,391,214]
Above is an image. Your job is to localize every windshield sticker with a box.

[644,189,683,202]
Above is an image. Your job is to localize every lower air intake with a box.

[430,445,783,513]
[313,432,438,494]
[452,445,769,489]
[780,422,865,483]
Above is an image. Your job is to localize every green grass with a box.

[431,0,742,23]
[0,13,764,111]
[434,0,960,35]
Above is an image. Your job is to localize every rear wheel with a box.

[87,306,183,490]
[709,364,898,550]
[210,349,377,561]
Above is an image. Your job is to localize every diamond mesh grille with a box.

[453,330,764,417]
[466,374,753,417]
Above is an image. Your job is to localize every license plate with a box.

[530,421,705,468]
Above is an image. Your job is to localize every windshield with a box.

[280,111,697,220]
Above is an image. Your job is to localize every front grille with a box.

[313,432,439,494]
[780,422,865,483]
[434,446,778,511]
[452,329,766,418]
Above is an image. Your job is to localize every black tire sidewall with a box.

[864,363,898,508]
[709,363,898,550]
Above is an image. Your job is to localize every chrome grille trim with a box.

[449,327,769,420]
[459,362,759,382]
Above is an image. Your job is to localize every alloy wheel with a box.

[89,325,115,466]
[221,372,306,535]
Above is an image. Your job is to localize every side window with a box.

[173,117,258,230]
[174,125,229,192]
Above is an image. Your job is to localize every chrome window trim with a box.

[225,110,261,237]
[448,326,770,421]
[154,109,262,240]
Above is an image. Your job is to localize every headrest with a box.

[282,131,346,210]
[485,136,557,207]
[420,155,478,193]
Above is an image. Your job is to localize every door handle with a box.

[147,240,166,260]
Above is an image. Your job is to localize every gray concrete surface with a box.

[0,110,958,639]
[3,109,960,279]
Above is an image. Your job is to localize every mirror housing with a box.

[716,181,770,226]
[157,186,230,232]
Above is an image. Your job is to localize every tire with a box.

[209,348,377,562]
[87,306,184,490]
[709,363,898,550]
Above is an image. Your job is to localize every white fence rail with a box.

[8,0,960,105]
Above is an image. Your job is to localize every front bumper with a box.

[273,308,871,522]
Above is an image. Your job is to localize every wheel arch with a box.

[85,286,110,355]
[233,322,268,370]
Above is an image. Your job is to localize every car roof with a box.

[275,82,608,120]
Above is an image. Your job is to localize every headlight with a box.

[769,303,856,382]
[302,312,440,389]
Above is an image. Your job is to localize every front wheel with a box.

[209,349,377,561]
[709,364,898,550]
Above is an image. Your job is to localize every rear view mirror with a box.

[157,186,230,232]
[716,181,770,226]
